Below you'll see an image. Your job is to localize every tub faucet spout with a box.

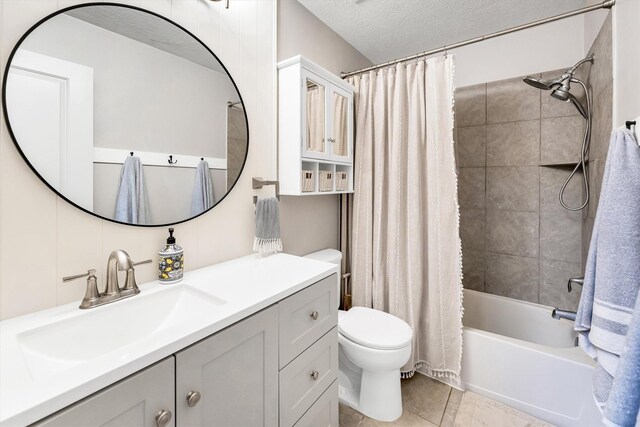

[552,308,576,321]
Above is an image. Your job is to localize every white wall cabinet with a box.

[278,56,354,195]
[32,276,338,427]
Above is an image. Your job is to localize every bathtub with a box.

[461,289,603,427]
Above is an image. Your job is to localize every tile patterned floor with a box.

[339,374,552,427]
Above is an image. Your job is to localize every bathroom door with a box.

[6,49,93,210]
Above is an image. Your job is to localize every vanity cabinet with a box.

[29,274,338,427]
[34,358,176,427]
[278,56,354,195]
[175,305,279,426]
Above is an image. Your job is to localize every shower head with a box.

[523,71,572,91]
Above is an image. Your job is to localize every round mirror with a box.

[2,4,248,226]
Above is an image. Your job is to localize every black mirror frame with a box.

[1,2,250,228]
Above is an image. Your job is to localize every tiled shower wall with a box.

[456,15,612,310]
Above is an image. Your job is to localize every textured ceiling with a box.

[296,0,588,66]
[66,5,224,73]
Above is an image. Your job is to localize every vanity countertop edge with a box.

[0,253,338,427]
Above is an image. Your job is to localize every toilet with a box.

[304,249,413,422]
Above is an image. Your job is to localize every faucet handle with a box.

[63,269,101,310]
[121,259,152,296]
[63,269,96,283]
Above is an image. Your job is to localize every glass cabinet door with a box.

[304,76,328,158]
[328,86,352,162]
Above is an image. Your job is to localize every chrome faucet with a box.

[63,250,152,309]
[552,308,577,322]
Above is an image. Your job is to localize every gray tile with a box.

[486,120,540,166]
[539,259,583,311]
[441,388,463,427]
[486,210,539,257]
[456,126,486,167]
[462,249,485,292]
[339,403,364,427]
[540,116,585,165]
[227,107,248,140]
[591,82,613,161]
[587,159,606,220]
[487,75,541,124]
[540,210,582,263]
[401,374,451,425]
[587,12,613,98]
[540,166,584,212]
[540,68,582,118]
[458,168,485,209]
[486,166,539,211]
[485,252,539,303]
[455,84,486,127]
[582,216,595,270]
[460,209,485,252]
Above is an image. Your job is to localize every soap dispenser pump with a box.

[159,228,184,284]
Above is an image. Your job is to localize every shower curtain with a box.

[346,56,463,379]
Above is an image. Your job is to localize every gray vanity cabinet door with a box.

[33,357,175,427]
[175,305,278,427]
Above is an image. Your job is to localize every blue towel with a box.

[603,292,640,426]
[114,156,151,225]
[191,160,215,216]
[574,129,640,424]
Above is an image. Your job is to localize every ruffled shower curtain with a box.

[346,56,463,379]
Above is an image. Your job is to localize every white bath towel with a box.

[191,160,215,216]
[114,156,151,225]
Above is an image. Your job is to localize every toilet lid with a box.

[339,307,413,350]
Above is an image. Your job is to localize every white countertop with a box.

[0,253,337,426]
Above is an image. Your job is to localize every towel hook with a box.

[168,155,178,165]
[130,152,134,156]
[626,120,636,130]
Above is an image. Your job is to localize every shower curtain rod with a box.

[341,0,615,78]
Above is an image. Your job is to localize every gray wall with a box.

[582,13,613,277]
[456,13,612,310]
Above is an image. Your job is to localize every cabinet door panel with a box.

[34,358,175,427]
[293,381,339,427]
[176,306,278,427]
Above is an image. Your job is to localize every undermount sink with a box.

[17,285,225,379]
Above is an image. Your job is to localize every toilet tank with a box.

[304,249,342,308]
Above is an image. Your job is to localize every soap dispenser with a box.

[159,228,184,284]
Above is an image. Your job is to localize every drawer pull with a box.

[310,370,319,381]
[310,311,319,320]
[187,390,202,407]
[155,409,172,427]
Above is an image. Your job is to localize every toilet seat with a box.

[339,307,412,350]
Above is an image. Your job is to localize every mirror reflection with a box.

[4,5,248,226]
[306,79,325,153]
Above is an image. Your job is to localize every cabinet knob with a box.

[310,370,319,381]
[310,311,319,320]
[187,390,202,407]
[155,409,172,427]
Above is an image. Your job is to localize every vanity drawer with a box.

[294,380,339,427]
[279,273,337,368]
[279,327,338,427]
[278,274,338,369]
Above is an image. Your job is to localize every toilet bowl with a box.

[304,249,413,422]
